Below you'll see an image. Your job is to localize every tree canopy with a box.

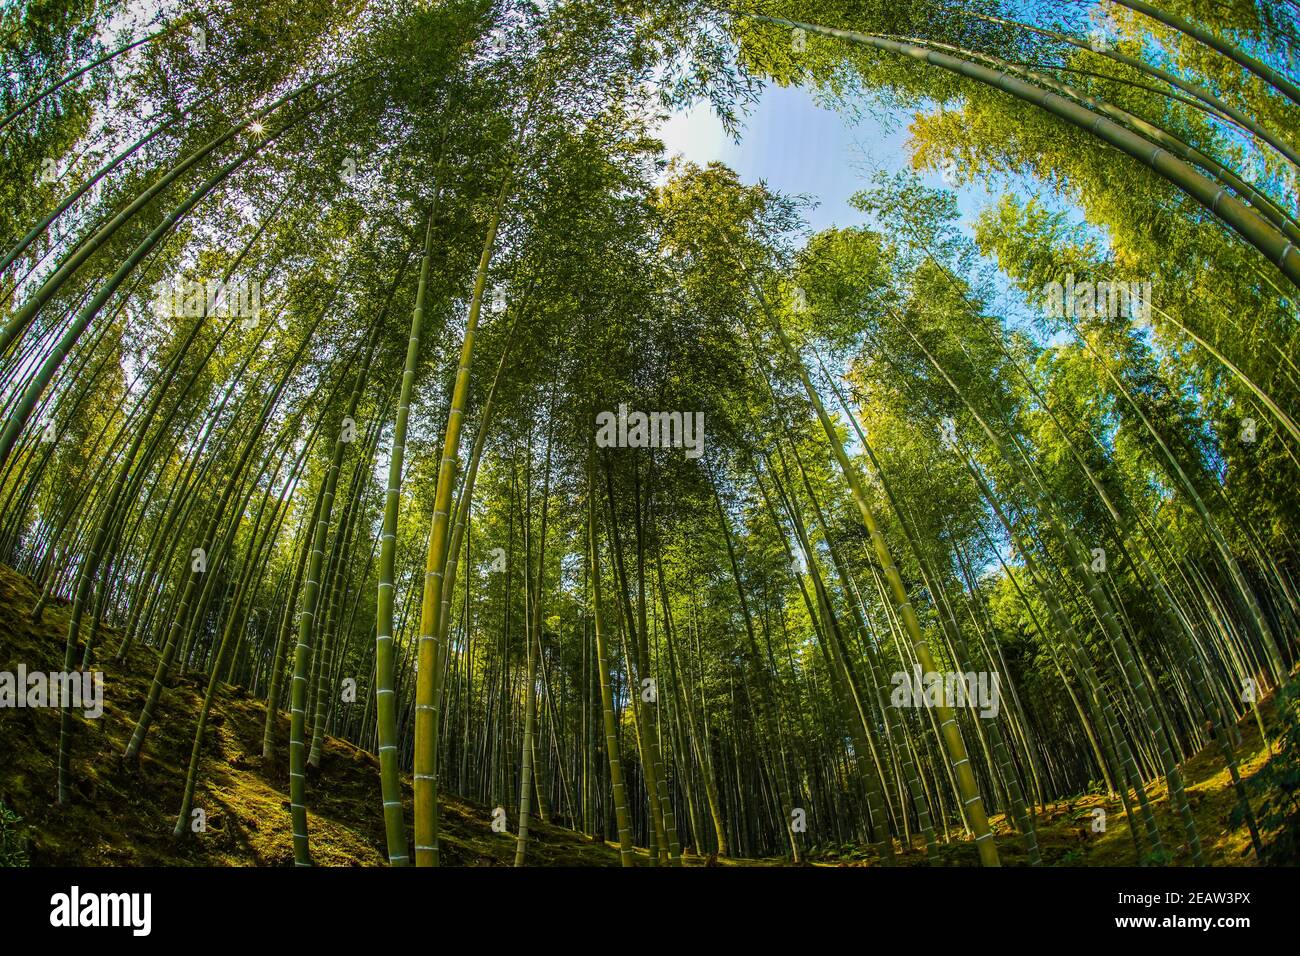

[2,0,1298,868]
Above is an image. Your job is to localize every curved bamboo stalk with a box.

[1108,0,1300,107]
[740,14,1300,290]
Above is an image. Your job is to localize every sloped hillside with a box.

[0,562,621,866]
[0,560,1293,867]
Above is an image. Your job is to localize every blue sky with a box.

[656,81,1048,338]
[658,82,885,233]
[657,81,998,234]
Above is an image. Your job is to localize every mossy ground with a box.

[0,560,1292,867]
[0,562,620,866]
[806,679,1292,866]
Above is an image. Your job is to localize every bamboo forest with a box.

[2,0,1300,888]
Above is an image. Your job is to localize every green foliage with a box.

[0,0,1297,868]
[1236,682,1300,865]
[0,801,29,867]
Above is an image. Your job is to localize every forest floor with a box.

[0,560,1290,867]
[874,705,1281,868]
